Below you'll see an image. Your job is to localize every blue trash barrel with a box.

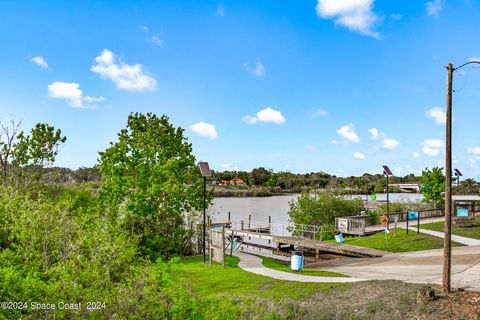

[334,233,344,243]
[291,251,303,271]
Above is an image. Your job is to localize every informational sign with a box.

[408,211,418,220]
[380,214,389,227]
[338,218,349,232]
[384,227,390,234]
[456,208,469,217]
[209,227,225,267]
[371,194,377,200]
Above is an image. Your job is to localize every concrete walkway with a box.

[316,245,480,291]
[404,226,480,246]
[234,251,366,283]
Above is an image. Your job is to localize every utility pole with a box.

[443,63,453,293]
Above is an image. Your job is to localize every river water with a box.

[211,193,424,227]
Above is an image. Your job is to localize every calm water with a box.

[211,193,424,226]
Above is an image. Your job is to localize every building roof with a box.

[452,195,480,202]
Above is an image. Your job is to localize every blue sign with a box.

[408,211,418,220]
[384,227,390,234]
[456,208,469,217]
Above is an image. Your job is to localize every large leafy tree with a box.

[288,191,363,238]
[0,121,66,188]
[420,167,445,207]
[98,112,210,259]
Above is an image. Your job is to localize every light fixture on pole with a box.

[443,60,480,293]
[198,161,211,263]
[382,165,393,226]
[454,169,463,188]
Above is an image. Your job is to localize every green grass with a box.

[261,257,348,277]
[420,217,480,239]
[175,255,346,301]
[327,228,463,253]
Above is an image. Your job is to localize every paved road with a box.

[314,245,480,291]
[235,251,365,283]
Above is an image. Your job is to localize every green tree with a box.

[288,191,363,238]
[456,178,479,195]
[420,167,445,207]
[98,112,210,259]
[0,121,66,188]
[249,167,272,186]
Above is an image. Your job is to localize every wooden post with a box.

[394,215,397,237]
[209,229,212,265]
[315,249,319,260]
[406,212,409,235]
[443,62,453,293]
[417,211,420,234]
[222,227,225,267]
[230,230,234,257]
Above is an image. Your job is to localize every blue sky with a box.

[1,0,480,178]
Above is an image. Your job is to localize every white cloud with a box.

[426,107,446,125]
[413,152,420,158]
[423,146,440,157]
[469,57,480,62]
[382,138,399,150]
[336,124,359,143]
[31,56,48,69]
[390,13,402,20]
[243,61,265,77]
[140,25,149,32]
[315,0,381,38]
[311,109,328,118]
[353,152,365,160]
[190,122,218,140]
[425,0,443,16]
[243,107,286,125]
[216,4,225,16]
[331,140,347,146]
[257,107,285,123]
[221,163,232,170]
[306,145,317,151]
[47,81,103,109]
[149,36,164,47]
[84,96,105,103]
[91,49,156,91]
[368,128,379,140]
[422,139,444,156]
[242,115,258,125]
[467,147,480,155]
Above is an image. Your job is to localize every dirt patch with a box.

[264,281,480,320]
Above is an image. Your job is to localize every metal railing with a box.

[224,219,321,238]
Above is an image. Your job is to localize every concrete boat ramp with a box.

[272,236,387,258]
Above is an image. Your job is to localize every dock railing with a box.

[226,219,321,239]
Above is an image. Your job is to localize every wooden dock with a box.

[272,236,387,258]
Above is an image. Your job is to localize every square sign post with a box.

[199,162,211,263]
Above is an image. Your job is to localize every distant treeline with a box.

[40,165,480,196]
[212,167,418,194]
[40,165,416,193]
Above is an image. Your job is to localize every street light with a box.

[383,165,393,224]
[443,60,480,293]
[198,161,211,263]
